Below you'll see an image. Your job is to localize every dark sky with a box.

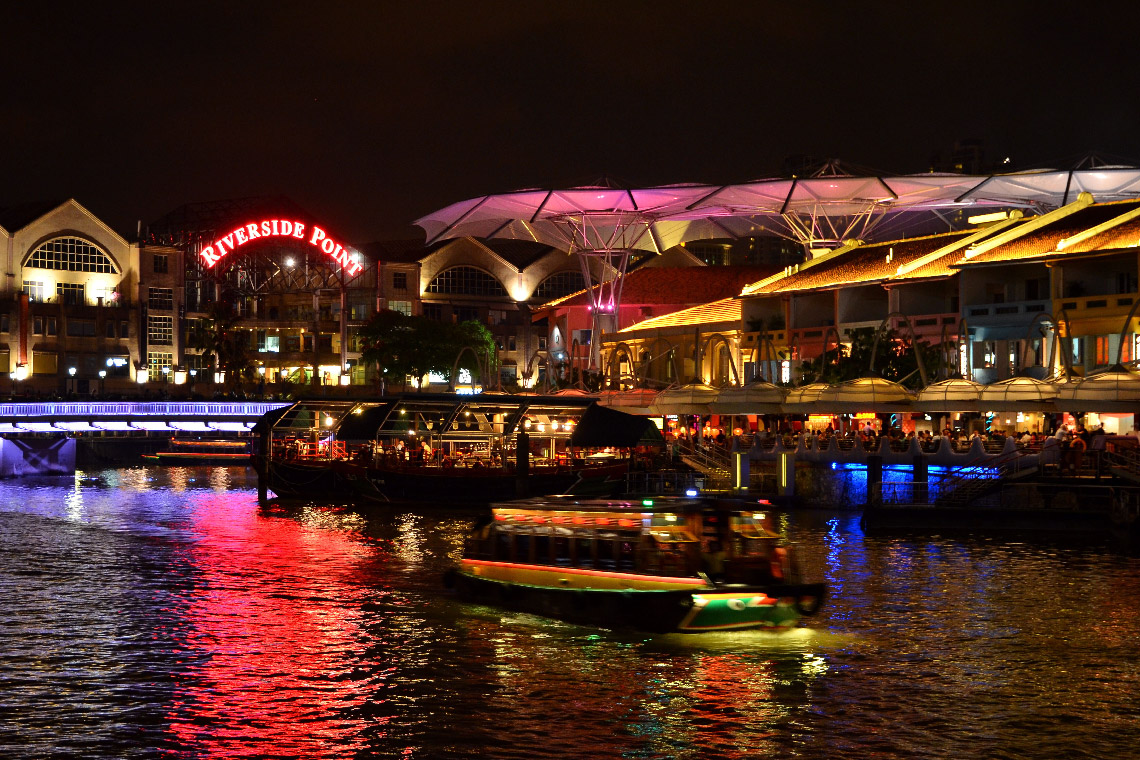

[4,1,1140,244]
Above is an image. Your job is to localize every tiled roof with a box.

[756,231,973,293]
[1057,211,1140,254]
[0,200,64,233]
[616,297,740,333]
[961,199,1140,264]
[551,266,774,308]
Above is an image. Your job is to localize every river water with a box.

[1,466,1138,759]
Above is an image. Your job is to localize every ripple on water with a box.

[3,470,1140,758]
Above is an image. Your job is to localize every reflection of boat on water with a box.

[142,438,252,464]
[445,495,826,633]
[255,394,662,503]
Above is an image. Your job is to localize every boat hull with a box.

[263,459,628,503]
[449,569,825,633]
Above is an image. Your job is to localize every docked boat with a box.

[142,438,252,464]
[254,394,660,503]
[445,495,826,633]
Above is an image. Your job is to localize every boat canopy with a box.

[570,403,666,448]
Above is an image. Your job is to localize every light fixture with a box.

[98,370,106,379]
[68,367,76,376]
[324,415,334,427]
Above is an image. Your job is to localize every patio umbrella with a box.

[976,376,1059,411]
[649,383,719,416]
[811,377,916,414]
[710,381,786,414]
[1055,365,1140,412]
[914,378,986,413]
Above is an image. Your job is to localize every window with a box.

[66,319,96,337]
[1096,335,1110,365]
[27,237,117,273]
[487,309,507,325]
[148,287,174,311]
[56,282,85,306]
[508,335,517,352]
[148,352,173,381]
[455,306,479,323]
[392,272,408,290]
[423,303,443,321]
[538,336,547,351]
[0,314,7,333]
[22,281,44,302]
[33,317,43,335]
[47,317,57,336]
[427,266,506,296]
[104,356,130,377]
[534,270,586,300]
[389,300,412,316]
[153,254,169,273]
[148,315,174,345]
[121,321,130,340]
[106,320,116,339]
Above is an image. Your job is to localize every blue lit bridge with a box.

[0,401,290,435]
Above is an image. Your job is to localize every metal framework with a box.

[149,196,366,297]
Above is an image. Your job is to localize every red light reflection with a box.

[164,494,376,757]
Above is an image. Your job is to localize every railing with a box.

[677,440,731,472]
[297,440,347,459]
[0,401,289,418]
[625,470,709,495]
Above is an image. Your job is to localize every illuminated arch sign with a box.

[198,219,364,276]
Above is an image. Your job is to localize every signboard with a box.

[198,219,363,276]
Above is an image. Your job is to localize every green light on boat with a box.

[641,499,654,507]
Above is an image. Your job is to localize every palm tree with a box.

[186,299,252,391]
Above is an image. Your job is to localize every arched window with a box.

[534,270,585,300]
[26,237,118,274]
[427,266,506,296]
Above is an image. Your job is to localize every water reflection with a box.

[2,467,1140,759]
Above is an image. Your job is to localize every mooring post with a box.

[515,429,530,498]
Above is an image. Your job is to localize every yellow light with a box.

[968,211,1010,225]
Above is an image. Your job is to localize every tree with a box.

[358,311,498,390]
[797,327,950,389]
[186,297,252,390]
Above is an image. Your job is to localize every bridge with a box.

[0,401,290,435]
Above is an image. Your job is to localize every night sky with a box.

[4,1,1140,244]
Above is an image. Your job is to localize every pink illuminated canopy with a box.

[199,219,363,276]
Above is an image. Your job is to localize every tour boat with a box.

[445,495,826,633]
[256,395,658,504]
[142,438,252,464]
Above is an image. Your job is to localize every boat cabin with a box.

[467,497,789,582]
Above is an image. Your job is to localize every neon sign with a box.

[198,219,363,276]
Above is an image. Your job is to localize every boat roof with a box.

[491,495,772,515]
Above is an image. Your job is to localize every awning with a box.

[570,403,665,448]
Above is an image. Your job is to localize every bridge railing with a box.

[0,401,290,418]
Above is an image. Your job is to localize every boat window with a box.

[576,537,594,568]
[515,534,532,562]
[532,534,551,564]
[553,536,571,566]
[494,532,512,561]
[596,540,616,570]
[618,540,636,570]
[738,535,778,557]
